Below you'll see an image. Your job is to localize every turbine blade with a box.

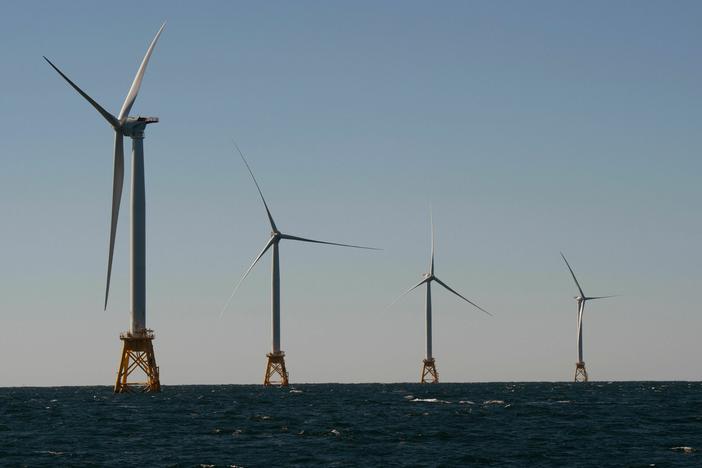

[430,205,435,276]
[219,237,275,317]
[560,252,585,298]
[104,132,125,310]
[280,234,381,250]
[235,143,278,232]
[586,295,618,301]
[434,277,492,316]
[389,278,427,307]
[43,56,119,128]
[117,22,166,124]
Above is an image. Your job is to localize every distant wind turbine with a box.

[392,211,491,383]
[560,252,617,382]
[223,145,380,386]
[44,24,166,393]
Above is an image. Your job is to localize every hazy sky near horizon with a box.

[1,1,701,386]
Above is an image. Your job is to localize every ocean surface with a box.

[1,382,701,467]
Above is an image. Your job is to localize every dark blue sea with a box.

[1,382,701,467]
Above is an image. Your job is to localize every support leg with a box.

[264,352,289,386]
[574,361,588,382]
[421,358,439,384]
[114,331,161,393]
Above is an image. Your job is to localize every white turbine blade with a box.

[43,56,119,128]
[281,234,381,250]
[235,143,278,232]
[220,237,275,317]
[586,295,618,301]
[117,22,166,124]
[104,132,124,310]
[429,206,435,276]
[434,277,492,316]
[389,278,427,307]
[560,252,585,298]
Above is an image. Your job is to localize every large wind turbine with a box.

[45,24,166,392]
[225,146,380,386]
[560,252,616,383]
[393,213,490,383]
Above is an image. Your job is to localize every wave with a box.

[671,446,695,453]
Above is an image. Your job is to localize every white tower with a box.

[223,146,380,386]
[392,213,490,383]
[561,253,617,382]
[45,24,166,392]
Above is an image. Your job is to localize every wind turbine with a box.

[224,146,380,386]
[560,252,616,382]
[44,23,166,393]
[392,212,490,383]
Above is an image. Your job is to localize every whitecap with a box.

[483,400,505,405]
[410,398,450,403]
[330,429,341,436]
[37,451,64,456]
[459,400,475,405]
[289,389,303,394]
[671,446,695,453]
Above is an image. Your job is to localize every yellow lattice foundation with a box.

[421,358,439,384]
[574,361,588,383]
[114,330,161,393]
[264,352,289,386]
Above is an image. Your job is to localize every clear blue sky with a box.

[1,1,701,385]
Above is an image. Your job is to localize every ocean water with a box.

[1,382,701,467]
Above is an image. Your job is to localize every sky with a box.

[1,1,701,386]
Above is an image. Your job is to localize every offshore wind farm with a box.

[7,6,696,388]
[2,2,702,466]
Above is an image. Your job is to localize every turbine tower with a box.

[45,24,166,393]
[224,146,380,386]
[560,253,616,382]
[392,213,490,383]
